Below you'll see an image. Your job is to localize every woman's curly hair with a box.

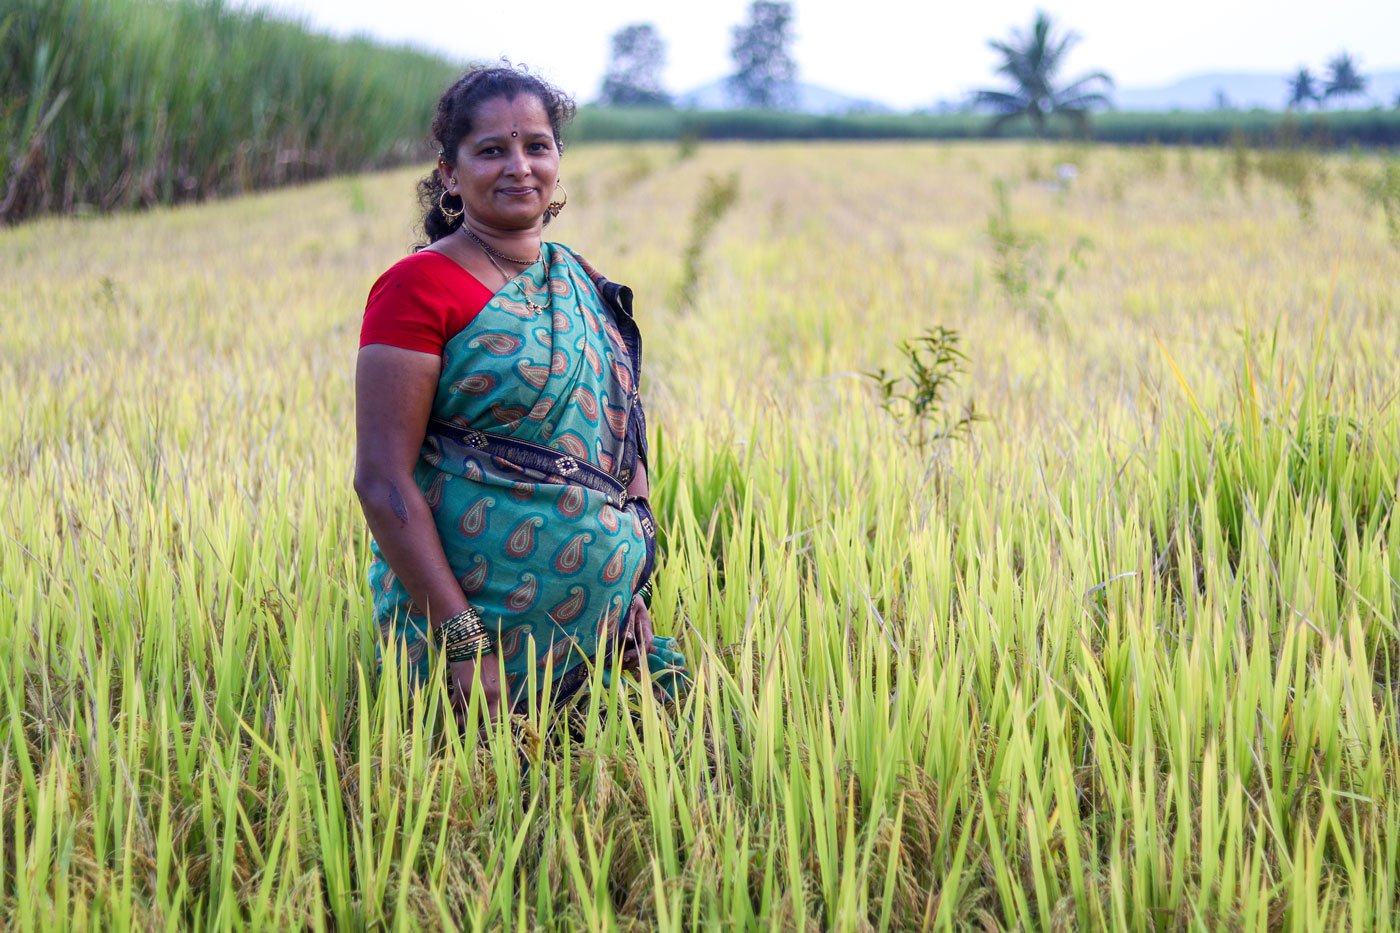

[416,64,576,247]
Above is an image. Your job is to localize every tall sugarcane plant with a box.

[0,0,461,224]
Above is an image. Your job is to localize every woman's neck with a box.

[461,220,542,256]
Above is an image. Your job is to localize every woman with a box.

[354,66,685,720]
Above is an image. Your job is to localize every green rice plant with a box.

[1,142,1398,929]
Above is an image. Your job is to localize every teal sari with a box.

[368,243,684,708]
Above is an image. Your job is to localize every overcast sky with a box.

[244,0,1400,110]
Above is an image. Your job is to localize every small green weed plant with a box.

[1229,130,1253,195]
[1137,141,1167,178]
[674,171,740,310]
[1378,159,1400,246]
[866,326,980,452]
[1257,120,1329,222]
[985,179,1092,330]
[605,152,657,197]
[675,131,701,163]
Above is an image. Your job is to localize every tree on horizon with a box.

[599,23,672,107]
[1322,52,1367,108]
[1287,67,1320,111]
[727,1,797,110]
[972,11,1113,136]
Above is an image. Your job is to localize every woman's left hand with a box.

[623,595,654,671]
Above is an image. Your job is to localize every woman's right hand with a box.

[446,656,503,725]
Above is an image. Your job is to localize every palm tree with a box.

[1287,67,1319,111]
[973,11,1113,136]
[1322,52,1367,108]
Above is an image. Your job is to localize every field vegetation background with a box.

[6,0,1399,231]
[0,0,456,224]
[2,140,1400,929]
[571,106,1400,147]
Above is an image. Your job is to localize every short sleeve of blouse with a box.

[360,252,492,355]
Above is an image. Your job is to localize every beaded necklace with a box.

[460,225,545,314]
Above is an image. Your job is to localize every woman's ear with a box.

[438,157,456,194]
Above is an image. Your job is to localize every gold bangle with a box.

[445,632,494,663]
[442,622,485,652]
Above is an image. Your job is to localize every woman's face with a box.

[442,93,559,232]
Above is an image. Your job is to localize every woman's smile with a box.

[445,94,559,233]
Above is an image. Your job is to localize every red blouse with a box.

[360,250,496,354]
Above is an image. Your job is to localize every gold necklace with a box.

[464,228,546,314]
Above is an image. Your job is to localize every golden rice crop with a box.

[2,141,1398,929]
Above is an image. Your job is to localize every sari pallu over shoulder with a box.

[368,243,677,708]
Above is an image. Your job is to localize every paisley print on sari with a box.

[548,585,589,624]
[505,515,544,559]
[452,372,498,396]
[460,554,490,595]
[553,531,592,575]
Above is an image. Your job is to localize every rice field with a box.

[2,141,1399,930]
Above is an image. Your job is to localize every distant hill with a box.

[1113,71,1400,111]
[675,79,893,115]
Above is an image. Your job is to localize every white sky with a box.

[244,0,1400,110]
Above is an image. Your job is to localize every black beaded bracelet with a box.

[434,607,474,644]
[437,606,494,662]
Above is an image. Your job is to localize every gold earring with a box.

[438,189,463,223]
[547,180,568,218]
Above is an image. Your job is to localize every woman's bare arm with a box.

[353,344,503,715]
[353,344,468,625]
